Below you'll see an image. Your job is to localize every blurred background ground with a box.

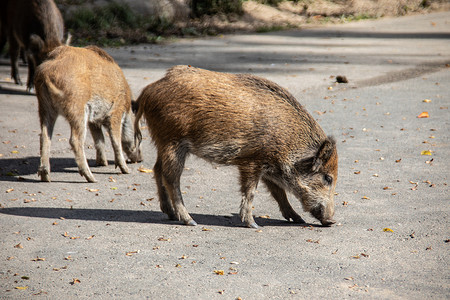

[53,0,450,46]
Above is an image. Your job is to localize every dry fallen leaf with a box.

[383,228,394,233]
[31,257,46,261]
[214,270,224,275]
[15,286,28,290]
[306,239,320,244]
[421,150,432,156]
[417,112,429,118]
[202,227,213,231]
[138,166,153,173]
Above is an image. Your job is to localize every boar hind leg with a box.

[263,178,305,224]
[106,119,129,174]
[153,157,177,220]
[89,123,108,166]
[69,121,96,183]
[159,146,196,226]
[239,165,262,228]
[38,114,57,182]
[25,54,36,92]
[8,37,22,86]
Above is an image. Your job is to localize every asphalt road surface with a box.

[0,11,449,299]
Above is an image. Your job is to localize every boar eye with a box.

[324,174,333,185]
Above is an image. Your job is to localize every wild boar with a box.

[5,0,65,91]
[34,45,142,183]
[135,65,338,228]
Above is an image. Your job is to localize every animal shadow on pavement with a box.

[0,207,321,228]
[0,84,33,96]
[0,156,118,183]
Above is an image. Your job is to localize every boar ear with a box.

[131,100,139,114]
[312,137,336,172]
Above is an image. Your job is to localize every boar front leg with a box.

[69,120,96,183]
[38,113,57,182]
[88,123,108,166]
[263,178,305,224]
[239,165,262,228]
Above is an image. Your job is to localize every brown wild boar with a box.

[135,65,338,228]
[5,0,65,91]
[34,45,142,183]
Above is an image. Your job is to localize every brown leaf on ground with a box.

[31,257,46,261]
[417,111,429,118]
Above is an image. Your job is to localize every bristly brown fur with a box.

[34,45,142,183]
[5,0,65,91]
[136,65,338,227]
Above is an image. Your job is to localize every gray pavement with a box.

[0,11,449,299]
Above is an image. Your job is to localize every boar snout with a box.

[310,202,335,226]
[126,147,143,163]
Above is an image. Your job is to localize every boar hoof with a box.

[96,158,108,166]
[247,222,260,229]
[83,173,97,183]
[38,168,51,182]
[185,219,198,226]
[119,165,130,174]
[292,216,306,224]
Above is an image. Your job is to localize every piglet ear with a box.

[312,137,336,172]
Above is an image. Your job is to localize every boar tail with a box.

[35,72,64,100]
[133,98,144,149]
